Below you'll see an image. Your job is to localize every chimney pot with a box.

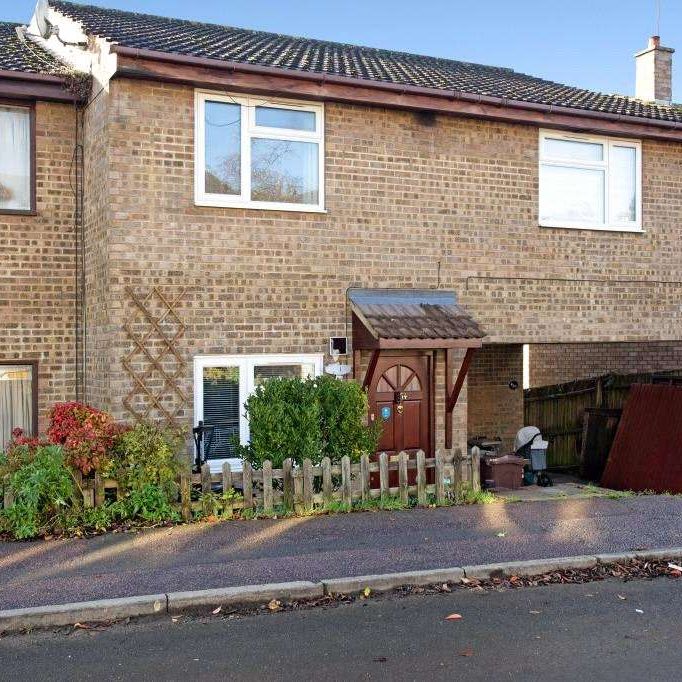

[635,36,674,104]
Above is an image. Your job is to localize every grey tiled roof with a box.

[0,21,65,75]
[50,1,682,124]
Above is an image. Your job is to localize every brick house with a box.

[2,1,682,471]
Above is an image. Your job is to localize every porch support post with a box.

[445,347,478,449]
[362,349,381,391]
[353,349,361,381]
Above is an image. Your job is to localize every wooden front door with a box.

[368,355,431,483]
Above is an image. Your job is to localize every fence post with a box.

[435,450,445,504]
[221,461,233,518]
[379,452,389,498]
[471,446,481,492]
[201,464,212,516]
[302,459,313,511]
[263,460,273,513]
[360,454,370,502]
[242,460,253,510]
[416,450,426,505]
[283,458,294,511]
[341,456,352,508]
[293,467,303,513]
[3,474,14,509]
[180,470,191,522]
[398,451,409,504]
[452,448,463,497]
[94,472,105,507]
[321,457,333,506]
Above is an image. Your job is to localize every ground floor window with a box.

[193,354,323,470]
[0,362,37,448]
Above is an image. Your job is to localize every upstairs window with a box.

[539,131,641,232]
[195,92,324,212]
[0,104,33,213]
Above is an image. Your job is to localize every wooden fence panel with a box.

[360,454,370,502]
[283,458,294,510]
[524,368,682,469]
[416,450,426,505]
[379,452,389,497]
[341,456,352,506]
[398,452,409,504]
[262,460,273,513]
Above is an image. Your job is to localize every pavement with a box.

[2,576,680,681]
[1,494,681,610]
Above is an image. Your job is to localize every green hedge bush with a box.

[237,375,380,468]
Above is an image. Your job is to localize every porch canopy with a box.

[349,289,486,448]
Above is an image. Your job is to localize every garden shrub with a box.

[238,375,379,468]
[316,375,380,462]
[109,421,184,522]
[48,402,118,475]
[0,445,75,539]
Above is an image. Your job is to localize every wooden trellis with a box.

[122,286,188,427]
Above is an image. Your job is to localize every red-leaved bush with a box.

[4,427,50,458]
[47,402,119,475]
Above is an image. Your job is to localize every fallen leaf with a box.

[617,595,627,600]
[363,587,372,598]
[445,613,463,621]
[668,562,682,572]
[212,606,222,615]
[459,647,474,657]
[267,599,282,611]
[461,577,471,585]
[496,532,506,538]
[635,609,644,614]
[529,610,541,615]
[441,583,451,592]
[171,618,179,623]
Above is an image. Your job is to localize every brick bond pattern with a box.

[77,79,682,450]
[0,102,77,433]
[529,341,682,387]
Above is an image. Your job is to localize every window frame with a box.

[0,100,36,215]
[538,129,642,233]
[0,359,39,438]
[194,91,325,213]
[193,353,324,471]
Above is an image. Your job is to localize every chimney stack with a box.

[635,36,674,104]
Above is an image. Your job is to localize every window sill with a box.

[0,208,36,216]
[195,197,327,214]
[540,222,644,234]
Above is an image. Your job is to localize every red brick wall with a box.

[529,341,682,387]
[0,101,77,434]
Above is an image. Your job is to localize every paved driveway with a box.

[1,495,681,609]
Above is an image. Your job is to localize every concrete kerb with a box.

[2,548,682,634]
[167,581,324,612]
[322,567,466,596]
[0,594,167,633]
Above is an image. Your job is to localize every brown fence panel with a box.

[524,368,682,469]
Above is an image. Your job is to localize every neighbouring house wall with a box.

[467,345,524,451]
[0,101,77,434]
[529,341,682,387]
[82,86,112,413]
[86,78,682,451]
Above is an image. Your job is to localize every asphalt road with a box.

[2,576,681,681]
[1,495,682,609]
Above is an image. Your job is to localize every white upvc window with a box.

[195,91,325,212]
[539,130,642,232]
[193,353,324,472]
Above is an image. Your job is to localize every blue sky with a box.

[6,0,681,99]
